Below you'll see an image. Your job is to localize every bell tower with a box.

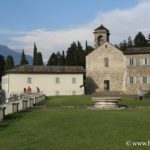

[94,25,110,48]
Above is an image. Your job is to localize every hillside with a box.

[0,45,32,65]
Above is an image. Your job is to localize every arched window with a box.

[104,57,109,67]
[98,35,103,46]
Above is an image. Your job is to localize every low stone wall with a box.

[0,93,46,121]
[0,107,6,121]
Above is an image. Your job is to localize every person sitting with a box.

[36,87,40,93]
[27,86,32,93]
[139,90,144,100]
[24,87,27,93]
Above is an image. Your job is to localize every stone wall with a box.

[86,42,126,94]
[0,93,46,121]
[126,54,150,94]
[86,42,150,95]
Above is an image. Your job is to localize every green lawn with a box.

[120,99,150,107]
[41,95,94,107]
[0,96,150,150]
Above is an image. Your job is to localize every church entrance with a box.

[104,80,110,91]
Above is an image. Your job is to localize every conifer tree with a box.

[56,52,64,65]
[127,36,133,48]
[62,50,66,65]
[20,49,28,65]
[66,42,78,66]
[0,55,5,82]
[77,41,85,67]
[47,53,58,66]
[33,42,38,65]
[134,32,148,47]
[5,55,14,70]
[36,52,44,65]
[119,40,128,51]
[85,40,94,55]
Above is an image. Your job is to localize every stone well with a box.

[92,97,121,109]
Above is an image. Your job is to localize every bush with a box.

[144,90,150,98]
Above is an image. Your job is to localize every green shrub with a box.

[144,90,150,98]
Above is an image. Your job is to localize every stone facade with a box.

[126,54,150,94]
[86,42,126,94]
[86,25,150,95]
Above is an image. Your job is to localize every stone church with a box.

[86,25,150,95]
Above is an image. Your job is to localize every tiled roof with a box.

[7,65,85,74]
[94,24,109,32]
[124,47,150,55]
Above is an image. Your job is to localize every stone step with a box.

[92,91,137,99]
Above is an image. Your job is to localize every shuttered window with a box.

[141,58,149,65]
[128,58,136,66]
[27,77,32,84]
[72,77,76,84]
[56,77,60,84]
[127,76,136,84]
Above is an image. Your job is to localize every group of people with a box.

[24,86,40,93]
[24,86,32,93]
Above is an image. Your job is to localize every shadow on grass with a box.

[0,109,33,131]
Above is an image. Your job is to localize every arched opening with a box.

[98,35,103,46]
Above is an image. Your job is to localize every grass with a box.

[120,99,150,107]
[41,95,93,107]
[0,96,150,150]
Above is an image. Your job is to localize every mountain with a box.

[0,45,32,65]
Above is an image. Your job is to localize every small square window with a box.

[72,91,76,95]
[56,91,60,96]
[143,76,148,84]
[72,77,76,84]
[56,77,60,84]
[27,77,32,84]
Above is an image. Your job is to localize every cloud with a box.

[11,27,93,61]
[10,0,150,62]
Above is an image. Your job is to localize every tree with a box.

[5,55,14,70]
[33,42,38,65]
[114,44,119,49]
[62,51,66,65]
[47,53,58,66]
[65,41,93,67]
[85,41,94,55]
[66,42,78,66]
[147,34,150,46]
[56,52,64,65]
[134,32,148,47]
[119,40,127,51]
[20,49,28,65]
[77,41,85,67]
[127,36,133,48]
[36,52,44,65]
[148,34,150,40]
[0,55,5,82]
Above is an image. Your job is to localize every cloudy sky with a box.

[0,0,150,62]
